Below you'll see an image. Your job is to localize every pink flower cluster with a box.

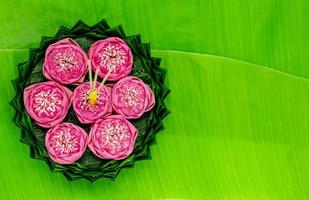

[23,37,155,164]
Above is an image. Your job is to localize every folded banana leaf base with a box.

[10,20,170,181]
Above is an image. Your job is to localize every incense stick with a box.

[88,60,93,91]
[93,68,100,90]
[97,65,115,91]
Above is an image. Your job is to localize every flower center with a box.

[50,128,79,154]
[99,120,130,151]
[80,88,104,112]
[98,43,127,71]
[120,86,141,108]
[54,50,78,72]
[33,89,62,117]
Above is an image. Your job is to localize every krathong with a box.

[11,20,170,181]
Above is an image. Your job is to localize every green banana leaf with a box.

[0,0,308,200]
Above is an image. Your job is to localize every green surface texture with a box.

[0,0,308,199]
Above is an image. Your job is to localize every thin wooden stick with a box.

[93,68,100,91]
[88,60,93,91]
[97,65,115,91]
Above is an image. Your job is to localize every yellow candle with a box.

[88,90,98,105]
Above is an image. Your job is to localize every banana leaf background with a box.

[0,0,308,199]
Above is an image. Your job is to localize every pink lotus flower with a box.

[43,38,88,85]
[72,82,112,124]
[111,76,155,119]
[45,123,88,164]
[88,115,138,160]
[88,37,133,81]
[23,81,72,128]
